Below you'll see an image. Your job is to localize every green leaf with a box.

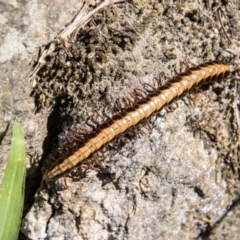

[0,121,26,240]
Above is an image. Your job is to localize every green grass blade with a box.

[0,121,26,240]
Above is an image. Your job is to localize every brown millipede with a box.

[43,61,231,181]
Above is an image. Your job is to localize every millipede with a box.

[43,61,231,181]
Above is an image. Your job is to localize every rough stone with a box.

[0,1,239,240]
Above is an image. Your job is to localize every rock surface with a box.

[0,1,239,240]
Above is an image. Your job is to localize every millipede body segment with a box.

[43,61,231,180]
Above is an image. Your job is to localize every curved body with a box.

[43,61,231,180]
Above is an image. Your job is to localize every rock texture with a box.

[0,1,239,240]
